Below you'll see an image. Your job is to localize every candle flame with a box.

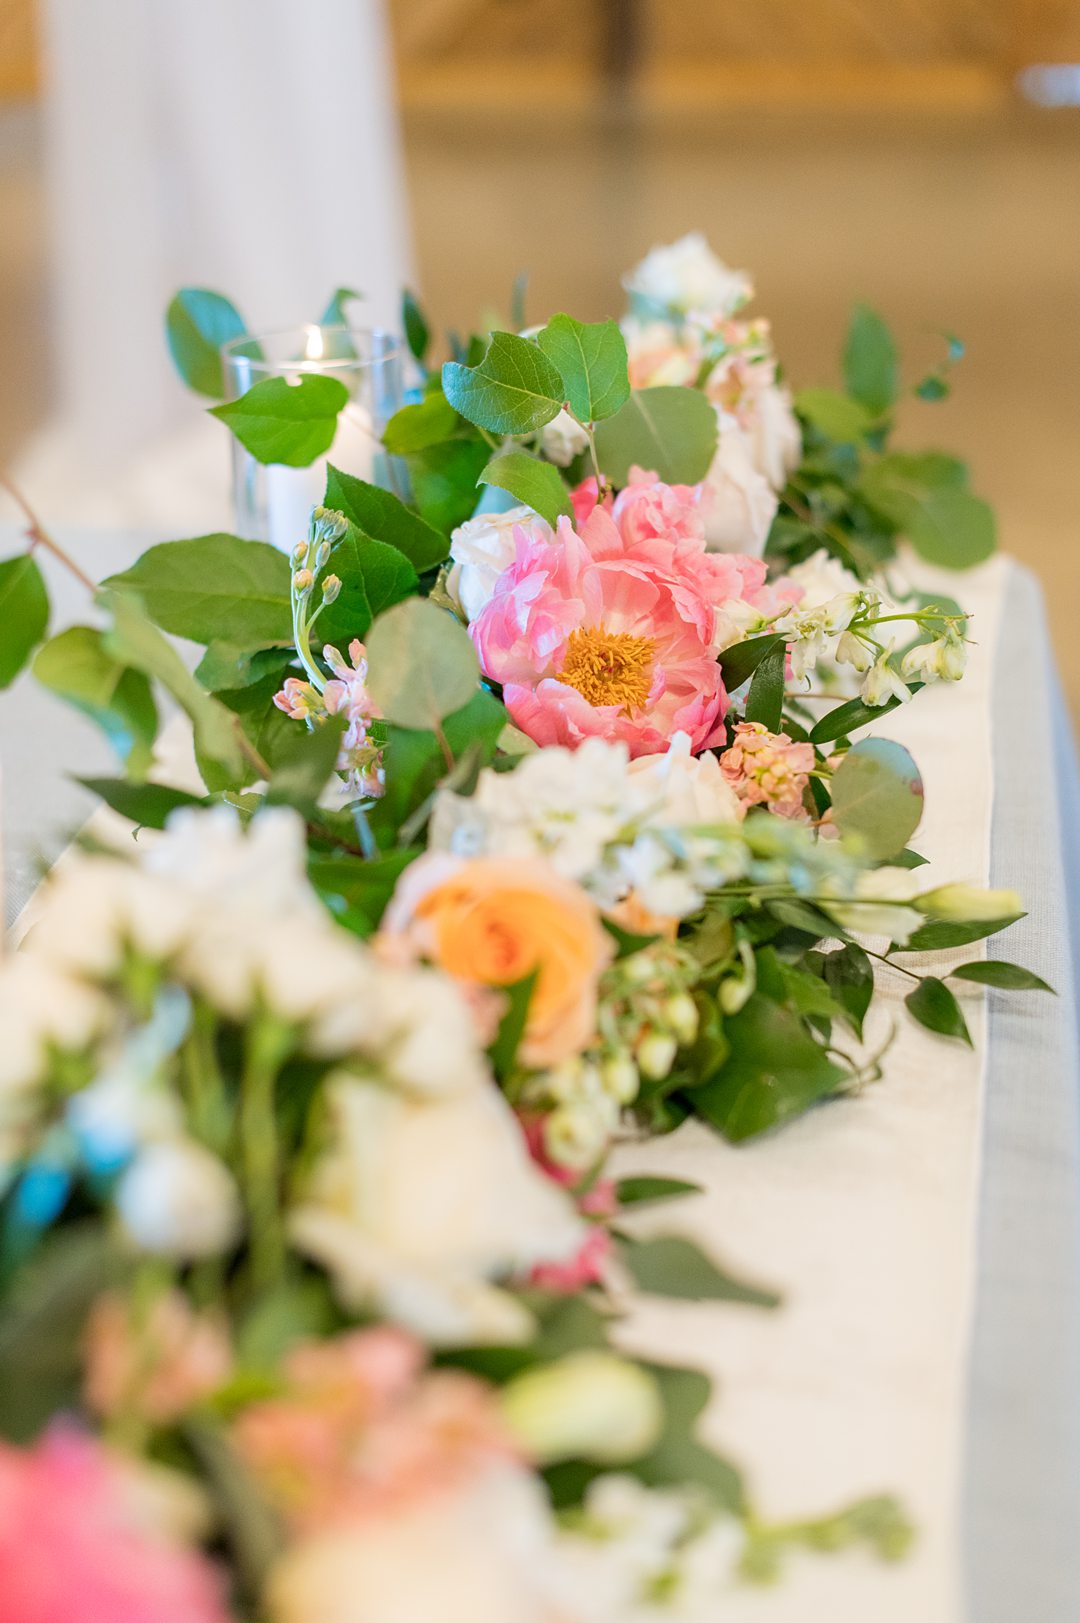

[304,324,325,362]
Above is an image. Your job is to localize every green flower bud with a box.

[500,1352,663,1465]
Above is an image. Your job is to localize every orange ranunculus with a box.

[381,855,613,1068]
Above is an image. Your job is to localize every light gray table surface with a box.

[3,527,1080,1620]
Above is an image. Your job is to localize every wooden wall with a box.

[0,0,37,100]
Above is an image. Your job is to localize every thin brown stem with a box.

[0,470,98,594]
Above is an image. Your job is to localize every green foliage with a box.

[795,388,877,443]
[633,1363,744,1512]
[717,632,784,693]
[536,314,630,422]
[615,1176,702,1208]
[443,331,565,436]
[809,683,924,746]
[403,438,492,535]
[382,393,461,454]
[0,554,49,687]
[319,287,362,326]
[402,288,431,365]
[829,738,924,859]
[75,776,203,828]
[195,645,294,692]
[904,975,972,1045]
[365,597,480,730]
[743,640,785,730]
[949,960,1054,992]
[478,451,573,527]
[101,590,246,779]
[309,847,424,937]
[107,535,293,649]
[594,387,718,486]
[896,913,1024,952]
[165,287,247,398]
[323,465,448,573]
[813,942,874,1039]
[859,453,995,569]
[843,304,898,416]
[617,1234,779,1308]
[692,994,848,1141]
[266,716,346,815]
[34,626,158,777]
[370,688,506,843]
[210,375,349,467]
[315,520,418,647]
[488,970,538,1081]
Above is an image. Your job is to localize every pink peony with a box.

[720,721,815,820]
[470,500,730,758]
[0,1427,231,1623]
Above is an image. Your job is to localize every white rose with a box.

[289,1076,584,1344]
[267,1465,578,1623]
[500,1352,663,1466]
[447,505,553,622]
[626,731,743,827]
[116,1137,242,1259]
[624,232,753,319]
[748,379,802,490]
[540,408,590,468]
[698,416,778,555]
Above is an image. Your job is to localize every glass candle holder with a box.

[221,325,404,553]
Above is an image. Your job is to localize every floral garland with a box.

[0,236,1048,1621]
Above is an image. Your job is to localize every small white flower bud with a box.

[316,540,332,568]
[293,567,315,593]
[321,573,342,604]
[663,992,699,1046]
[291,541,308,564]
[600,1052,640,1104]
[635,1030,677,1082]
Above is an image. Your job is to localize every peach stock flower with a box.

[381,854,613,1068]
[84,1290,232,1425]
[721,721,815,820]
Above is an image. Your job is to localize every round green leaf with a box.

[165,288,247,399]
[594,386,718,486]
[536,314,630,423]
[210,375,349,467]
[830,737,924,859]
[442,331,564,437]
[365,597,479,730]
[106,535,292,647]
[478,451,573,528]
[843,304,898,416]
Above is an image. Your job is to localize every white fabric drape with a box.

[22,0,412,528]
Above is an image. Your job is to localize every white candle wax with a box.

[266,400,377,555]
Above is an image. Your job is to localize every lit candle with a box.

[265,326,379,554]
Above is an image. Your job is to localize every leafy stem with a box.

[0,469,98,594]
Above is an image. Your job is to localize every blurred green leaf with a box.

[617,1234,779,1307]
[366,597,479,730]
[35,625,157,776]
[829,737,924,859]
[949,960,1053,992]
[165,287,247,398]
[594,386,718,486]
[0,554,49,687]
[843,304,898,415]
[210,375,348,466]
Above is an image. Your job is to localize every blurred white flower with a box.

[698,417,778,555]
[146,805,322,923]
[625,732,743,828]
[115,1136,242,1259]
[822,867,923,942]
[624,233,753,320]
[916,883,1022,922]
[541,408,590,468]
[447,506,553,622]
[500,1352,662,1466]
[267,1464,579,1623]
[289,1076,583,1344]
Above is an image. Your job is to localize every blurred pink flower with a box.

[721,721,815,820]
[471,503,729,758]
[232,1329,516,1533]
[529,1226,611,1293]
[0,1427,231,1623]
[84,1290,232,1426]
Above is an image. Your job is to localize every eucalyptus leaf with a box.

[795,387,877,442]
[594,387,718,486]
[382,393,461,455]
[905,975,972,1045]
[365,597,479,730]
[536,313,630,422]
[829,737,924,859]
[479,451,573,527]
[165,287,247,398]
[443,331,565,436]
[0,553,49,687]
[34,626,158,776]
[402,289,431,365]
[319,286,363,326]
[323,465,448,572]
[210,374,349,467]
[107,535,292,648]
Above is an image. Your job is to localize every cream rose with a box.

[447,506,553,622]
[698,416,778,555]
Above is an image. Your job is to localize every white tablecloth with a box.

[2,526,1079,1621]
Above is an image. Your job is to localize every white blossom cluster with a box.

[3,807,584,1344]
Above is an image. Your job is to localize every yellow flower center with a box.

[559,626,655,714]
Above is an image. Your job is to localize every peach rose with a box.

[381,855,613,1068]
